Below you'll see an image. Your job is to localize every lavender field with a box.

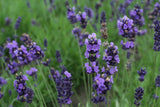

[0,0,160,107]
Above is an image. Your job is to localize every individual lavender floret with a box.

[117,16,138,38]
[84,6,94,19]
[85,33,101,62]
[50,68,73,105]
[91,93,105,104]
[153,94,159,99]
[5,17,12,26]
[0,46,4,57]
[134,87,144,106]
[43,59,51,66]
[137,68,147,82]
[7,61,19,74]
[153,20,160,51]
[14,17,22,30]
[29,42,44,60]
[56,50,62,63]
[0,77,7,86]
[6,40,18,59]
[20,33,33,47]
[100,11,108,39]
[26,67,38,76]
[67,7,77,24]
[155,75,160,87]
[149,2,160,20]
[120,40,135,50]
[130,5,145,27]
[44,38,47,48]
[76,12,87,29]
[85,62,99,74]
[14,73,34,103]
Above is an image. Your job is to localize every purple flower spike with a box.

[50,68,73,105]
[67,7,77,24]
[76,12,87,29]
[14,73,33,103]
[15,17,22,30]
[155,75,160,87]
[137,68,147,82]
[5,17,12,26]
[117,16,137,38]
[134,87,144,106]
[130,5,145,27]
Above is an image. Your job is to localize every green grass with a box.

[0,0,159,106]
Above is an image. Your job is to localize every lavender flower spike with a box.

[137,68,147,82]
[15,17,22,30]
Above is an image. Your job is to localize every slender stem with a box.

[77,40,88,101]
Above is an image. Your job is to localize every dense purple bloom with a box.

[85,33,101,62]
[5,17,12,26]
[137,68,147,82]
[117,16,137,38]
[50,68,73,105]
[21,33,33,47]
[6,40,18,59]
[0,77,7,86]
[67,7,77,24]
[103,42,120,67]
[153,20,160,51]
[14,45,32,65]
[137,29,147,36]
[130,5,145,27]
[155,75,160,87]
[29,42,44,60]
[100,11,108,39]
[26,67,38,76]
[14,73,34,103]
[134,87,144,106]
[56,50,62,63]
[76,12,87,29]
[15,17,22,30]
[7,61,19,74]
[84,6,94,19]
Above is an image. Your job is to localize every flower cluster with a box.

[153,20,160,51]
[134,87,144,106]
[137,68,147,82]
[5,34,44,74]
[14,74,34,103]
[149,2,160,21]
[100,11,108,39]
[76,12,87,29]
[130,5,145,27]
[117,16,137,50]
[50,68,73,104]
[103,42,120,74]
[84,6,94,19]
[84,33,101,73]
[67,7,77,24]
[56,50,62,63]
[72,27,89,46]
